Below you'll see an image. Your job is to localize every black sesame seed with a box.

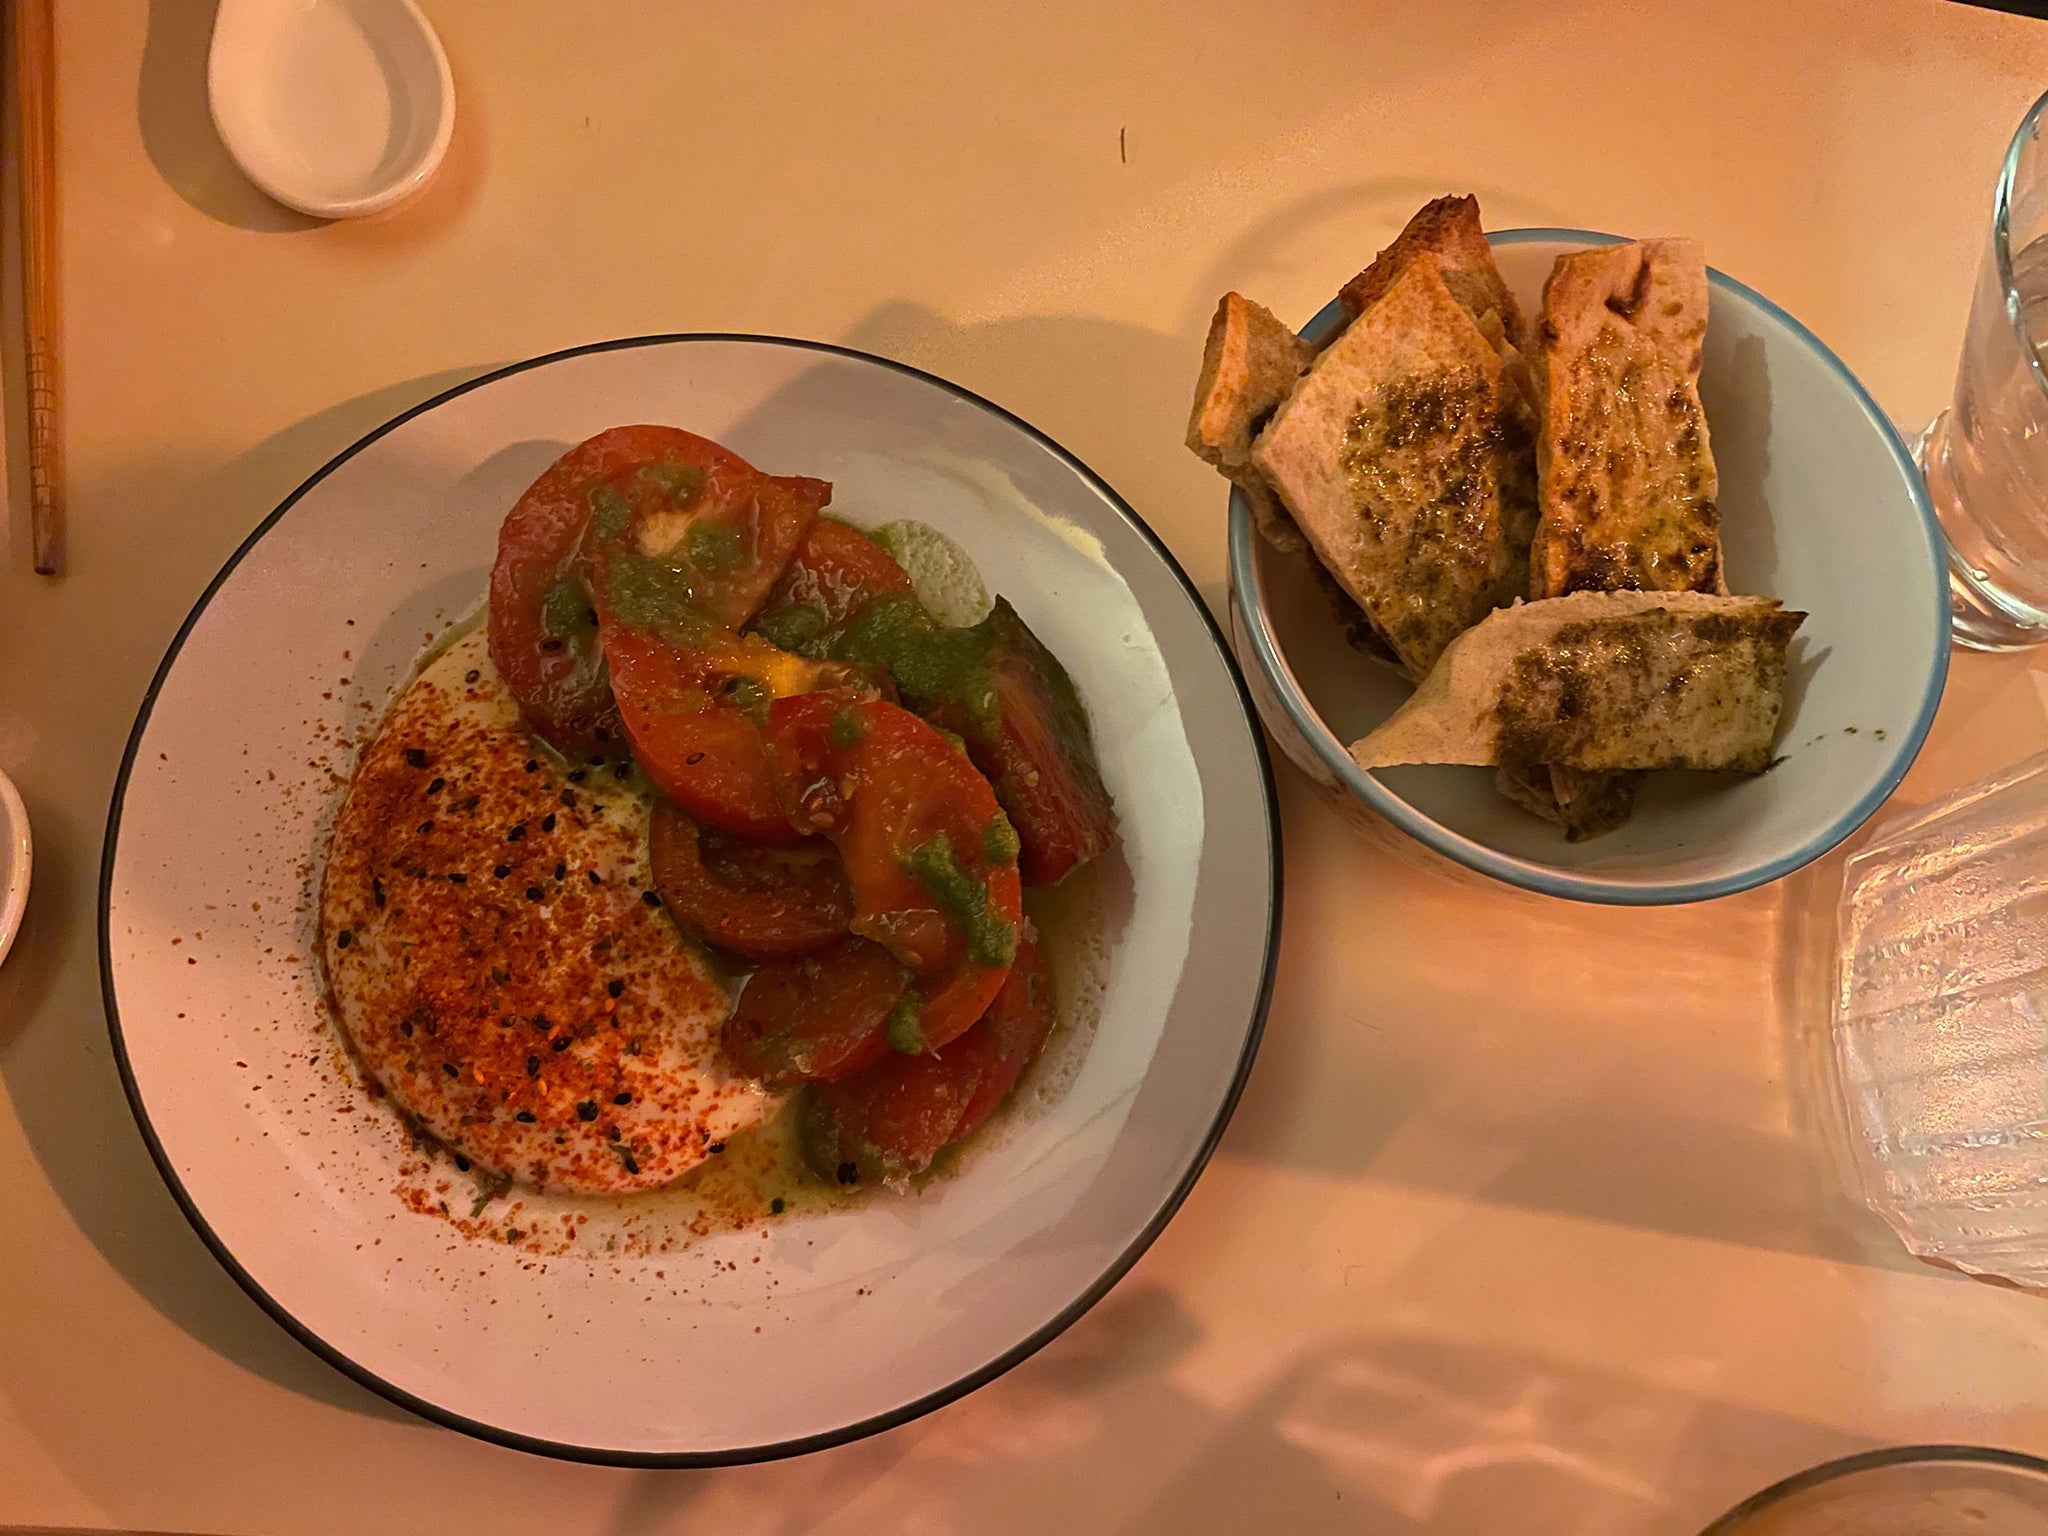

[372,877,386,909]
[613,762,632,780]
[560,789,577,807]
[442,1062,459,1078]
[621,1150,639,1174]
[607,1124,622,1141]
[589,755,607,768]
[507,824,526,841]
[685,751,706,765]
[576,1101,598,1122]
[587,870,602,885]
[607,979,624,998]
[427,776,445,794]
[532,1014,550,1030]
[594,727,612,744]
[404,748,428,768]
[490,966,510,985]
[552,1036,570,1052]
[454,1154,470,1172]
[465,669,480,684]
[335,930,353,949]
[526,886,545,902]
[542,813,557,833]
[554,862,567,881]
[770,1197,785,1215]
[613,1091,631,1105]
[448,871,468,884]
[515,1110,536,1123]
[418,820,435,834]
[707,1140,725,1154]
[525,1056,540,1076]
[584,607,598,625]
[540,637,564,653]
[456,794,481,812]
[836,1160,859,1185]
[400,1019,414,1037]
[493,865,510,879]
[524,759,539,773]
[641,890,663,908]
[567,769,587,783]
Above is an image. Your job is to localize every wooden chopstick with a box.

[14,0,60,575]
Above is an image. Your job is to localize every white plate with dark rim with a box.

[1229,229,1949,904]
[101,336,1279,1464]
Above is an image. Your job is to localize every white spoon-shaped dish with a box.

[208,0,455,219]
[0,766,29,971]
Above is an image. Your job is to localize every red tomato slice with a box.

[949,921,1055,1135]
[648,800,852,960]
[721,936,910,1086]
[800,922,1055,1186]
[488,425,706,755]
[602,620,857,843]
[584,454,828,633]
[751,518,915,655]
[763,693,1022,1050]
[921,599,1117,886]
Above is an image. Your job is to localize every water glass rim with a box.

[1995,86,2048,404]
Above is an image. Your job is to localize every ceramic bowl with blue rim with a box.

[1227,229,1949,905]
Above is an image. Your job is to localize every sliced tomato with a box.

[950,921,1055,1134]
[763,693,1022,1050]
[488,425,706,754]
[800,922,1055,1185]
[721,936,910,1086]
[751,518,915,656]
[918,599,1116,886]
[584,454,828,634]
[649,800,852,959]
[601,621,857,843]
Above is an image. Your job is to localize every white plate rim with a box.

[1228,226,1951,905]
[97,332,1284,1466]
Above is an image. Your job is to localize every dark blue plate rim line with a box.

[1229,225,1949,906]
[97,331,1284,1466]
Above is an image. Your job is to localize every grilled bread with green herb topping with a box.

[1532,239,1721,599]
[1340,194,1530,356]
[1351,590,1802,773]
[1187,292,1315,552]
[1252,255,1539,679]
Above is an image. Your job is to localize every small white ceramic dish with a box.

[1229,229,1949,905]
[208,0,455,219]
[101,335,1279,1463]
[0,767,28,970]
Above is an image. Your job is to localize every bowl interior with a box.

[103,337,1275,1460]
[1240,232,1947,901]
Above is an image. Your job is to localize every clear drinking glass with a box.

[1919,87,2048,650]
[1832,749,2048,1285]
[1699,1447,2048,1535]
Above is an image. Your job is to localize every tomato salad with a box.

[488,426,1116,1186]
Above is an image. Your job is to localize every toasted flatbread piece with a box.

[1532,239,1722,598]
[1187,292,1315,552]
[1253,256,1539,679]
[1340,195,1529,355]
[1351,591,1803,773]
[1493,765,1641,840]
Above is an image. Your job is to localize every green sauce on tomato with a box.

[831,594,1000,733]
[901,832,1014,967]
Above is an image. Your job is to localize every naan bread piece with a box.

[1187,292,1315,552]
[1340,194,1530,355]
[1253,256,1539,679]
[1532,239,1722,598]
[1351,591,1803,773]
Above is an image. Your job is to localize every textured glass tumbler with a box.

[1833,749,2048,1286]
[1919,88,2048,650]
